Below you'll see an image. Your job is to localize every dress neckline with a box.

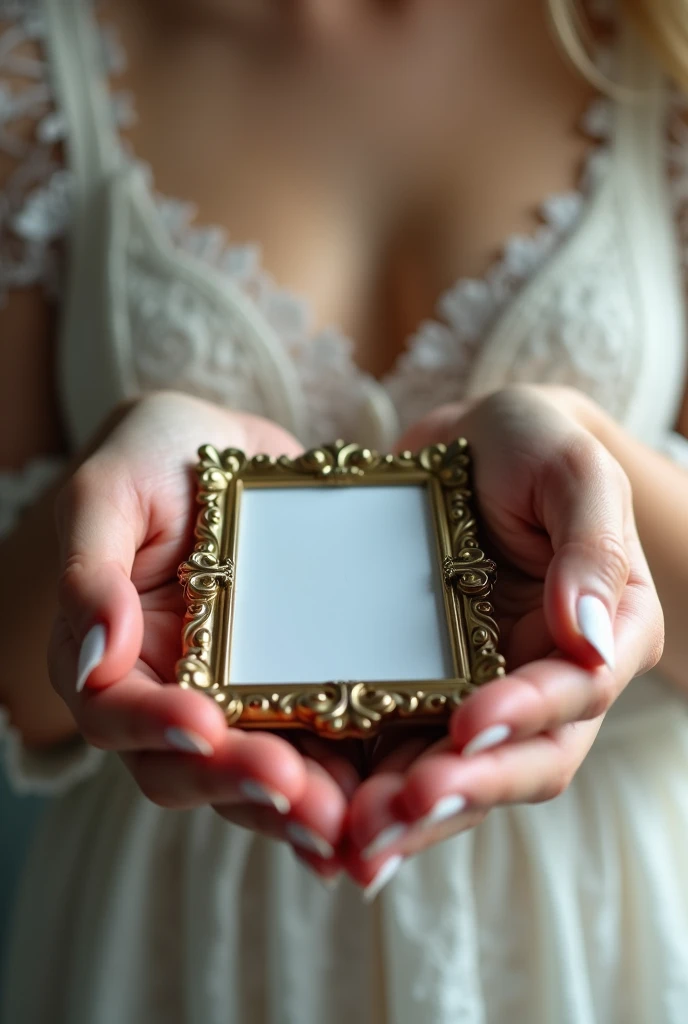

[98,13,614,396]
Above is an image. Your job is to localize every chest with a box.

[103,0,597,377]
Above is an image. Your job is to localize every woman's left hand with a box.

[342,386,664,896]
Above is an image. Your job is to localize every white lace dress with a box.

[2,1,688,1022]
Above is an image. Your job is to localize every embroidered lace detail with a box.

[134,188,381,446]
[386,108,613,431]
[0,2,133,306]
[484,206,638,420]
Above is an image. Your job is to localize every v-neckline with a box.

[96,10,613,409]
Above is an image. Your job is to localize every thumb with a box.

[542,440,633,672]
[55,458,145,694]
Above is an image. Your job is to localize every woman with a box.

[0,0,686,1021]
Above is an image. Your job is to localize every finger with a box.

[283,758,349,865]
[49,612,230,757]
[55,460,145,692]
[343,773,408,890]
[213,756,350,881]
[344,764,484,892]
[64,666,229,755]
[540,439,661,672]
[345,719,600,870]
[348,736,451,857]
[122,729,308,812]
[450,577,662,755]
[400,716,602,824]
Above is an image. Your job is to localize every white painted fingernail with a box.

[286,823,335,860]
[362,823,409,861]
[165,727,214,757]
[463,723,511,756]
[362,855,403,903]
[416,794,467,829]
[577,595,615,670]
[239,780,291,815]
[76,624,107,693]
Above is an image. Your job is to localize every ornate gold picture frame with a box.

[176,440,505,739]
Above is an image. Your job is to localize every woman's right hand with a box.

[49,392,351,881]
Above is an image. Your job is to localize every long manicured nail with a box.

[165,727,213,757]
[239,780,291,815]
[362,856,403,903]
[286,823,335,860]
[76,624,107,693]
[463,723,511,756]
[362,823,409,861]
[416,794,467,830]
[577,595,615,670]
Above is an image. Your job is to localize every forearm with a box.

[1,487,78,747]
[583,404,688,691]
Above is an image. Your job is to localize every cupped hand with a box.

[48,392,353,880]
[343,386,664,891]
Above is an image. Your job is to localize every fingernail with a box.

[463,723,511,756]
[362,823,409,861]
[577,595,615,670]
[416,794,467,829]
[165,727,214,757]
[286,823,335,860]
[239,780,291,815]
[76,624,107,693]
[362,855,403,903]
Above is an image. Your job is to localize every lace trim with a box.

[0,3,133,306]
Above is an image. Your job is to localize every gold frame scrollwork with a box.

[176,440,505,739]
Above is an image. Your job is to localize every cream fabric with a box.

[2,0,688,1021]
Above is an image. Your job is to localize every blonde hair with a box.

[548,0,688,92]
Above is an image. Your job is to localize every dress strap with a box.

[40,0,131,449]
[41,0,122,182]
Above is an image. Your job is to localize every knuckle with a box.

[136,775,180,810]
[647,626,666,672]
[56,555,88,608]
[584,675,616,720]
[594,532,631,591]
[75,721,110,752]
[190,768,219,805]
[534,761,575,803]
[637,614,665,675]
[538,770,573,803]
